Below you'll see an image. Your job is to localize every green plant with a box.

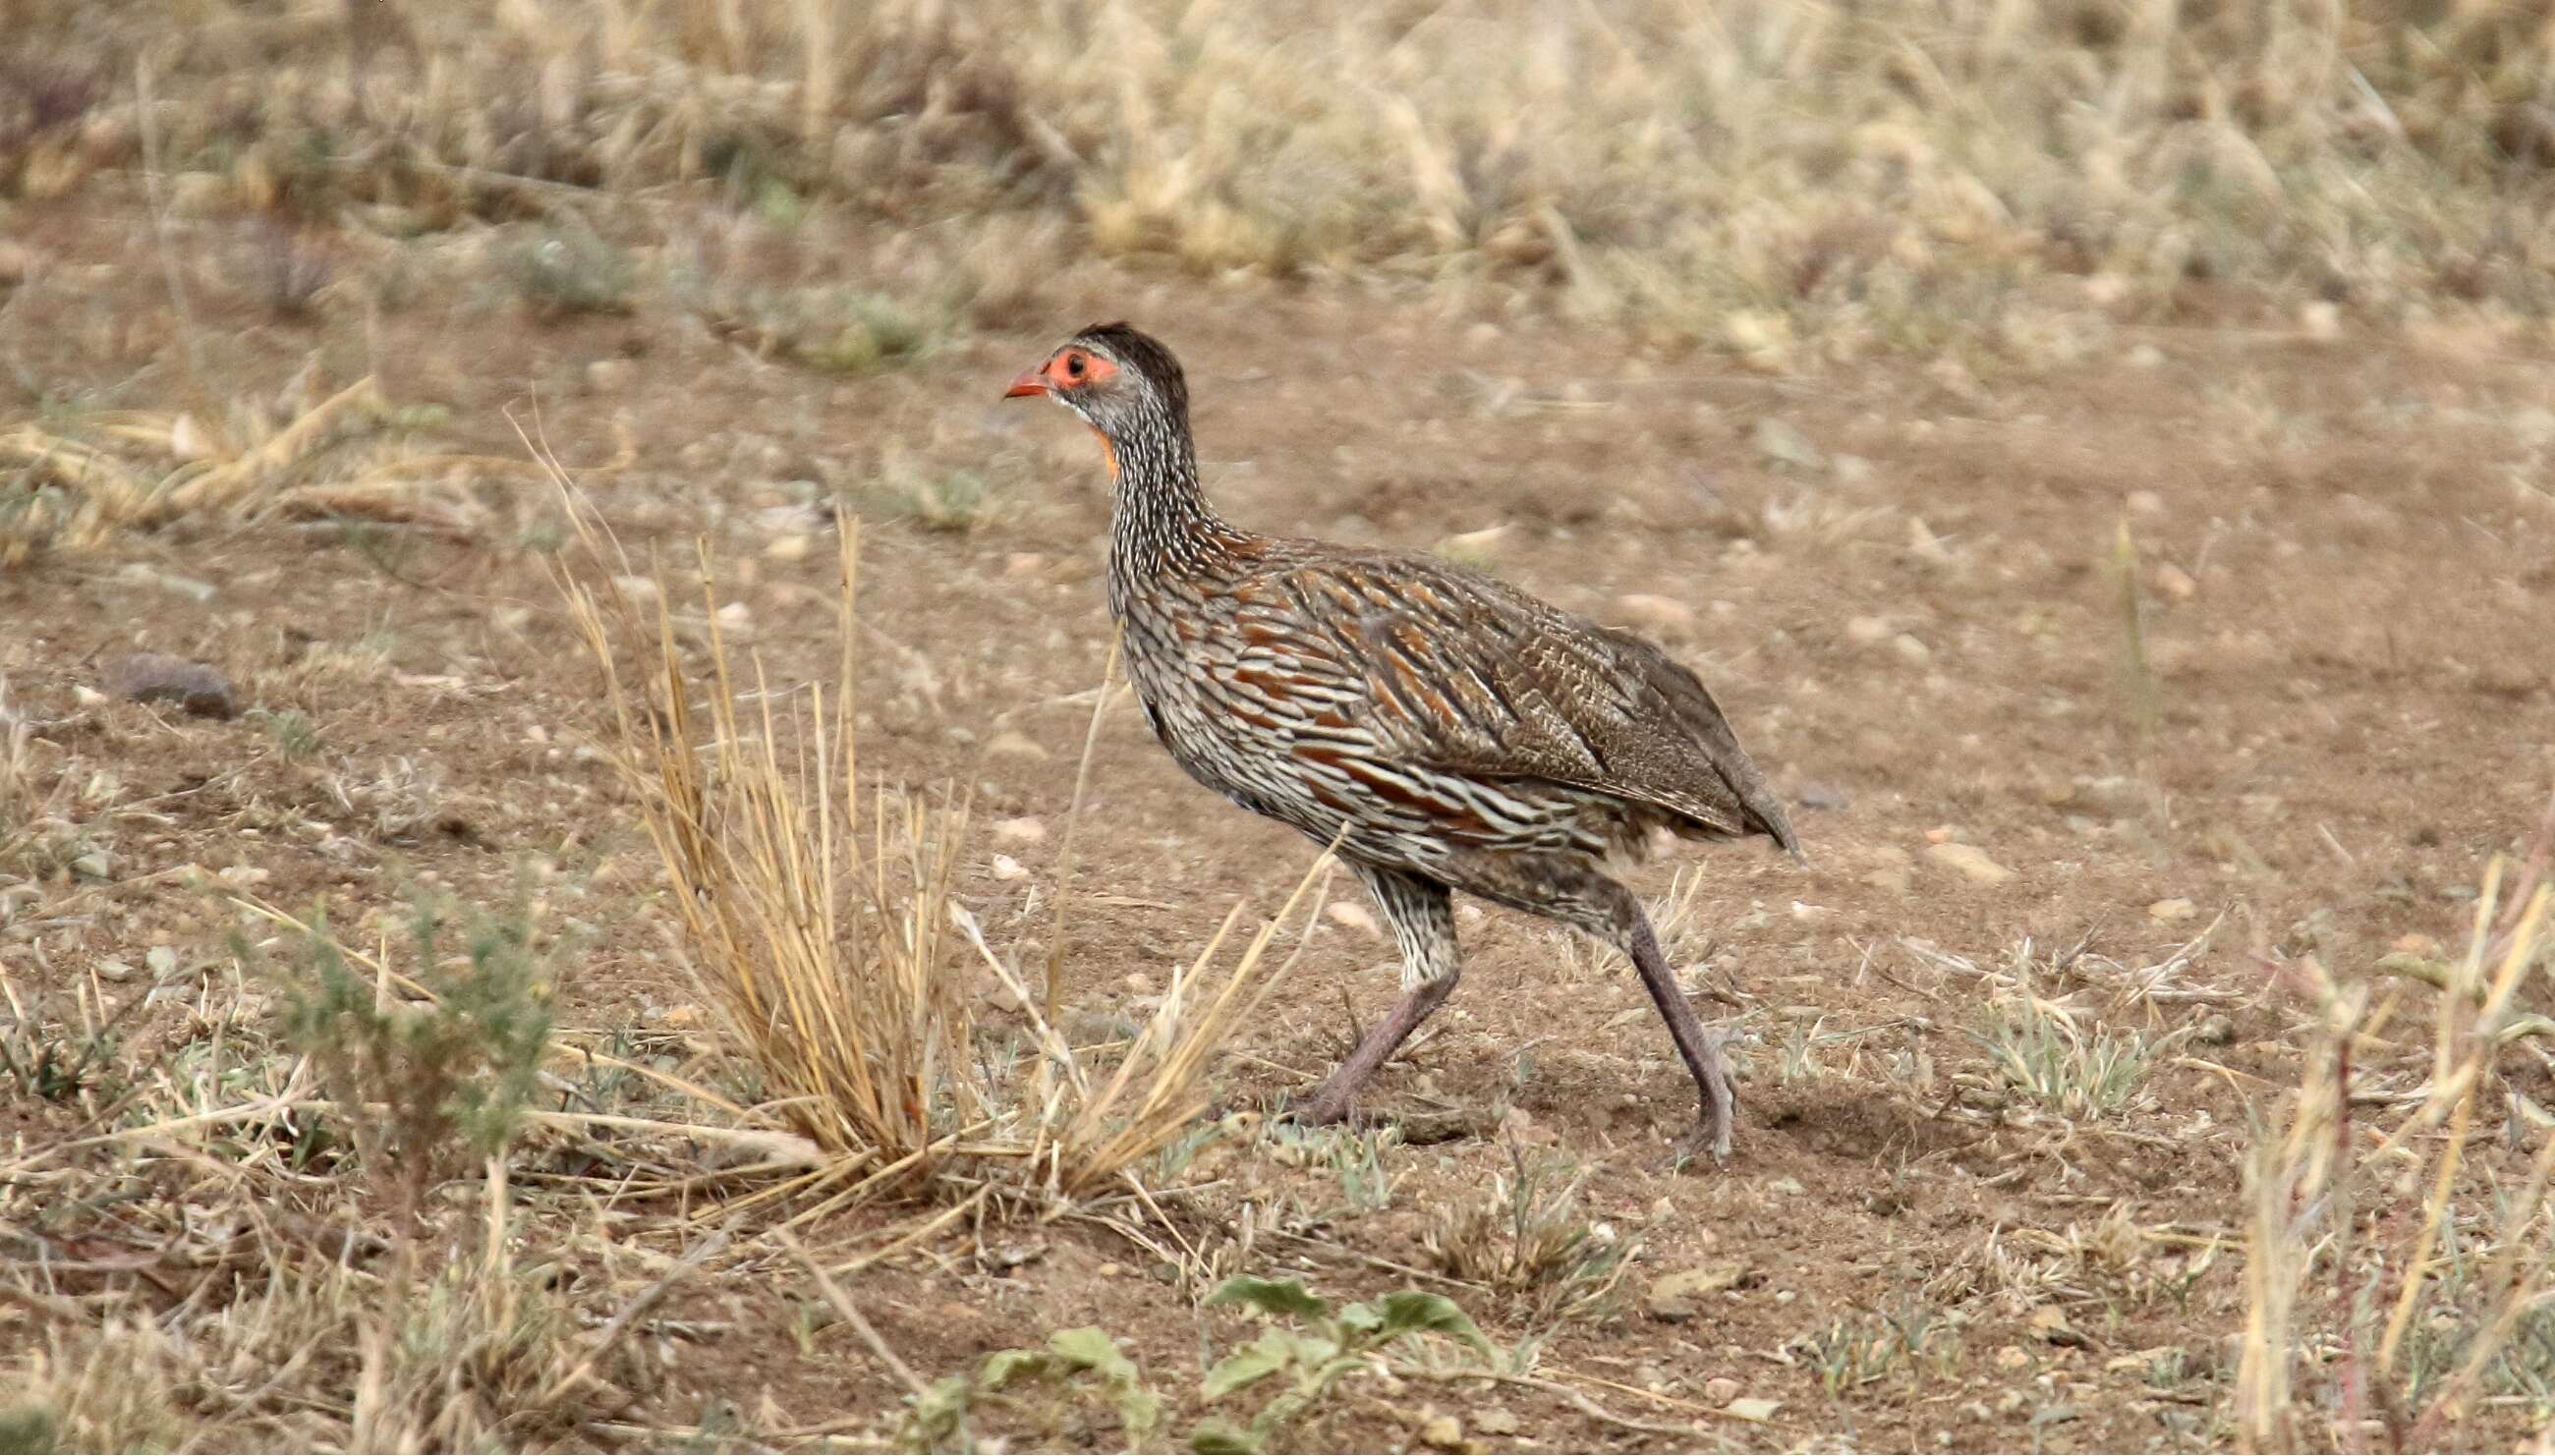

[500,215,633,317]
[1968,985,2157,1119]
[869,467,1002,533]
[1423,1149,1629,1326]
[262,890,554,1214]
[904,1327,1162,1452]
[0,972,142,1104]
[1192,1276,1495,1453]
[1786,1300,1959,1395]
[255,707,322,760]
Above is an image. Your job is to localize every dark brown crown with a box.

[1073,321,1188,418]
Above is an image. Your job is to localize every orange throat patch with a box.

[1087,424,1120,481]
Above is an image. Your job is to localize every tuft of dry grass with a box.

[1423,1148,1632,1327]
[2240,834,2555,1451]
[0,378,503,563]
[551,460,1317,1213]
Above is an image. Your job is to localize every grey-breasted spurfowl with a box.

[1003,323,1798,1157]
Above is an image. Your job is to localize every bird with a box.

[1001,322,1799,1158]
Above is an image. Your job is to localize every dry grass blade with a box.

[2240,850,2555,1451]
[560,511,966,1169]
[540,427,1302,1215]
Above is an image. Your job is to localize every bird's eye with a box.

[1064,353,1087,378]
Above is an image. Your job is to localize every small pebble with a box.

[1615,592,1694,628]
[1926,841,2014,885]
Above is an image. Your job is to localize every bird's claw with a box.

[1672,1056,1737,1167]
[1280,1091,1359,1128]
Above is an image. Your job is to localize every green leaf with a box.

[1206,1274,1332,1321]
[1370,1290,1495,1355]
[1188,1416,1259,1454]
[899,1373,974,1450]
[977,1348,1056,1391]
[1202,1337,1291,1401]
[1048,1326,1134,1378]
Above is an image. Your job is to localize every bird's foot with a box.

[1670,1057,1738,1168]
[1670,1113,1733,1167]
[1281,1089,1359,1128]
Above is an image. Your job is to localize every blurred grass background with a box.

[9,0,2555,365]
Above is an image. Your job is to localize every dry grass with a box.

[0,377,502,562]
[551,464,1320,1216]
[13,0,2555,372]
[2240,829,2555,1451]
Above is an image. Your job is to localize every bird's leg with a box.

[1296,868,1458,1126]
[1623,912,1738,1160]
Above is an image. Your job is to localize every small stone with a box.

[1845,614,1892,645]
[1926,842,2014,885]
[992,816,1046,845]
[1435,525,1510,564]
[1725,1397,1780,1423]
[1766,1176,1806,1196]
[1752,418,1826,472]
[1795,782,1850,811]
[2154,562,2197,600]
[1473,1407,1519,1436]
[766,533,814,562]
[1327,901,1381,935]
[2148,897,2197,924]
[2125,344,2165,368]
[2029,1305,2089,1347]
[102,653,237,718]
[1615,592,1694,628]
[1647,1261,1749,1321]
[991,854,1029,881]
[2301,301,2343,340]
[1892,633,1932,666]
[1003,552,1048,577]
[2126,489,2166,516]
[585,358,635,393]
[117,563,215,602]
[1499,1106,1558,1147]
[1702,1376,1740,1406]
[1122,972,1155,994]
[986,730,1050,760]
[2195,1012,2236,1045]
[1418,1413,1464,1451]
[1996,1345,2031,1372]
[1831,453,1873,484]
[713,600,754,632]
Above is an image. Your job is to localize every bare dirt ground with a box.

[8,179,2555,1452]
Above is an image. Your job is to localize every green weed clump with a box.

[265,891,553,1212]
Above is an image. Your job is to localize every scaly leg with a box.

[1296,866,1458,1126]
[1469,856,1738,1160]
[1623,911,1737,1159]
